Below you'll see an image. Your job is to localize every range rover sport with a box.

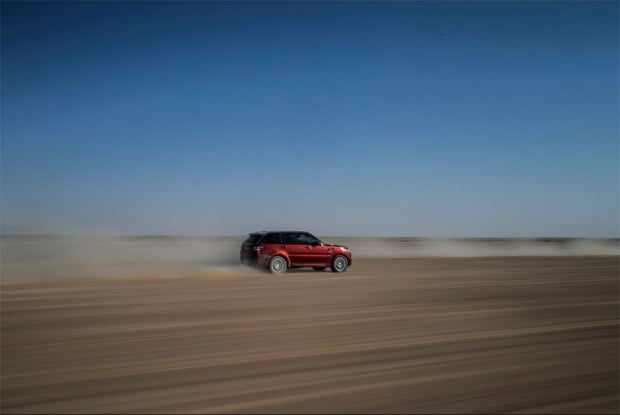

[240,231,352,274]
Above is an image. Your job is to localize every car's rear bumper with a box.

[240,249,259,265]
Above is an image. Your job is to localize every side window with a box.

[261,233,281,244]
[243,235,261,246]
[281,233,298,244]
[298,233,319,244]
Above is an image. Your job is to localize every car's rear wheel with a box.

[313,267,326,271]
[331,255,348,273]
[268,255,287,274]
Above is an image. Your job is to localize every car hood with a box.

[323,243,349,250]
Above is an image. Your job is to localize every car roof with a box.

[250,230,309,235]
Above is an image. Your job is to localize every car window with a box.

[298,233,319,244]
[281,233,298,244]
[243,234,262,246]
[261,233,281,244]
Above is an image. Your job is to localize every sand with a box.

[1,256,618,413]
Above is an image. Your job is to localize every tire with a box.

[331,255,348,273]
[268,255,287,274]
[313,267,326,271]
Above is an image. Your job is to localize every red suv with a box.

[240,231,352,274]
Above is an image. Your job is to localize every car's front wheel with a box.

[268,255,287,274]
[331,255,348,273]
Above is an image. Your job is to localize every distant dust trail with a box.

[1,235,617,282]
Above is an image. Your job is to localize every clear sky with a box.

[1,1,618,237]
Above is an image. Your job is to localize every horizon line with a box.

[1,233,619,241]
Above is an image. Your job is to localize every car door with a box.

[281,232,308,266]
[299,232,331,265]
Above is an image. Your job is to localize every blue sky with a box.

[1,1,618,237]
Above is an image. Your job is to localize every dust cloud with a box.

[335,237,620,258]
[1,235,617,282]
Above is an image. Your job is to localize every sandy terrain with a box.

[1,256,618,413]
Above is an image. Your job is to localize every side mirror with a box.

[313,241,323,246]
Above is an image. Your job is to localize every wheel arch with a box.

[270,251,291,267]
[330,252,350,265]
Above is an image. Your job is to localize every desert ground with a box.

[1,250,618,413]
